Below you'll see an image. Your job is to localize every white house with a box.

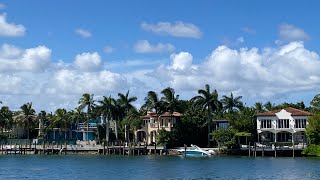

[135,112,182,145]
[256,107,312,143]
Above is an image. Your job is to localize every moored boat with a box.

[178,144,216,156]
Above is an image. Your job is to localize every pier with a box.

[0,140,166,155]
[240,142,307,157]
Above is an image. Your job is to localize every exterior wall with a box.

[257,109,309,142]
[136,115,179,144]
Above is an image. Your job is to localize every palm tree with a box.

[142,91,163,115]
[53,108,69,140]
[37,110,48,138]
[78,93,95,141]
[254,102,264,113]
[191,84,221,147]
[117,90,137,141]
[264,101,275,111]
[221,92,243,113]
[69,108,85,141]
[161,87,179,114]
[13,102,37,139]
[98,96,117,142]
[122,108,142,142]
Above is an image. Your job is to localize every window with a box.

[295,119,306,128]
[261,119,272,128]
[277,119,289,128]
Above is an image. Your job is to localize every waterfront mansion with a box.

[256,107,312,143]
[135,111,182,145]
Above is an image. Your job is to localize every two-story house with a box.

[256,107,312,143]
[135,111,182,144]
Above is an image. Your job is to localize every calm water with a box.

[0,155,320,179]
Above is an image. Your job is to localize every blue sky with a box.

[0,0,320,111]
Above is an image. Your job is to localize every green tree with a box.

[311,94,320,112]
[0,106,13,138]
[221,92,243,113]
[69,108,85,140]
[156,128,174,146]
[98,96,117,141]
[78,93,95,140]
[13,102,37,139]
[306,113,320,144]
[141,91,163,115]
[37,110,49,139]
[226,107,256,135]
[264,101,275,111]
[191,84,221,147]
[254,102,265,113]
[211,128,236,149]
[52,108,69,140]
[117,90,137,141]
[161,87,179,115]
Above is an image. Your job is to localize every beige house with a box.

[135,112,182,144]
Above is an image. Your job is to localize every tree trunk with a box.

[115,120,118,140]
[207,107,212,147]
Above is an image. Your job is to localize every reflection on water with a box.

[0,155,320,179]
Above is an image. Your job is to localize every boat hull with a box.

[182,150,209,156]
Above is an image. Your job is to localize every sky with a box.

[0,0,320,111]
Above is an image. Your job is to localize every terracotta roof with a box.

[142,111,182,118]
[256,107,312,116]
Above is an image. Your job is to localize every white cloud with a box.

[141,21,202,38]
[74,52,102,71]
[0,44,51,72]
[170,52,193,71]
[75,28,92,38]
[134,40,175,53]
[0,13,25,37]
[1,41,320,112]
[279,23,309,42]
[103,46,114,53]
[52,69,126,95]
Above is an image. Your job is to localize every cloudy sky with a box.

[0,0,320,111]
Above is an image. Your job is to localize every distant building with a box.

[212,119,229,130]
[135,112,182,144]
[256,107,312,143]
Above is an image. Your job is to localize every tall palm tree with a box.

[37,110,48,138]
[161,87,179,116]
[118,90,137,141]
[264,101,275,111]
[254,102,264,113]
[53,108,69,140]
[69,107,85,141]
[13,102,37,139]
[221,92,243,113]
[191,84,221,147]
[142,91,163,115]
[98,96,117,141]
[78,93,95,141]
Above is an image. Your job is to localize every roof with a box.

[142,111,182,118]
[256,107,312,117]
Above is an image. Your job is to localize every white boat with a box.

[178,144,216,156]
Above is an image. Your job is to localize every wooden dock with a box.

[0,141,166,156]
[240,142,307,157]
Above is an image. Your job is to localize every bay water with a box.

[0,155,319,179]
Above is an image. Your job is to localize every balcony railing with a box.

[78,123,97,129]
